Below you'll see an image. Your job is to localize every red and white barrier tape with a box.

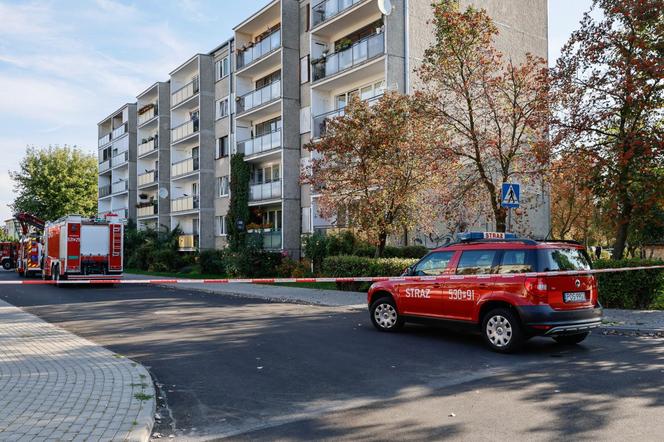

[1,265,663,285]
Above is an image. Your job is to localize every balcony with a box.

[111,180,128,194]
[138,137,158,157]
[99,159,110,173]
[137,202,158,218]
[312,0,364,27]
[112,123,127,139]
[171,157,199,178]
[112,208,128,219]
[249,180,281,202]
[138,170,158,187]
[238,129,281,158]
[237,29,281,70]
[312,32,384,82]
[171,78,199,108]
[313,94,382,138]
[178,234,199,251]
[248,231,282,250]
[171,119,199,143]
[99,184,112,198]
[171,196,199,213]
[98,133,112,147]
[236,80,281,115]
[138,104,157,125]
[110,151,128,168]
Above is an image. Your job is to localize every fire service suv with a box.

[367,232,603,353]
[42,214,124,281]
[1,241,18,270]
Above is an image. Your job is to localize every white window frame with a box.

[215,57,230,81]
[216,96,229,120]
[216,136,229,159]
[215,215,227,236]
[217,176,229,197]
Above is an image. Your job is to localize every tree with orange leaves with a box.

[301,92,445,257]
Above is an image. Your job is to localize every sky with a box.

[0,0,592,221]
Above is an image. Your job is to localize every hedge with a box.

[594,259,664,309]
[321,255,418,291]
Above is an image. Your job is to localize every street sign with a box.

[501,183,520,208]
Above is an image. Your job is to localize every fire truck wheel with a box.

[53,265,60,283]
[2,260,11,271]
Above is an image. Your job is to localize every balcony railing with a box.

[138,105,157,125]
[138,170,158,187]
[312,0,364,27]
[249,180,281,201]
[171,156,199,177]
[237,80,281,114]
[137,202,158,217]
[110,151,128,168]
[99,184,112,198]
[313,94,383,138]
[171,119,199,142]
[138,137,158,156]
[237,29,281,69]
[112,208,128,219]
[171,78,199,107]
[171,195,199,213]
[112,123,127,139]
[248,231,282,250]
[178,234,199,250]
[99,159,110,172]
[312,32,385,81]
[238,129,281,157]
[98,133,112,147]
[111,180,128,194]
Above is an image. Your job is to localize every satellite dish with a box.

[378,0,392,15]
[158,187,169,199]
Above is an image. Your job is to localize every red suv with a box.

[367,233,603,352]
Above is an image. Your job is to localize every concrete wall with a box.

[157,82,172,230]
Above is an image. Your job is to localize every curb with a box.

[126,362,156,442]
[600,325,664,337]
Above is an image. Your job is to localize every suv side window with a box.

[413,251,455,276]
[456,250,497,275]
[497,249,535,274]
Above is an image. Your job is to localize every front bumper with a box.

[516,305,603,336]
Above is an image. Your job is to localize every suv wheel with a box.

[554,332,590,345]
[370,297,404,332]
[482,308,524,353]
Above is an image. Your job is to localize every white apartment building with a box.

[97,0,549,255]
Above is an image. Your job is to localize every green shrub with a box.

[594,259,664,309]
[321,255,418,291]
[302,232,329,273]
[383,245,429,259]
[199,250,227,275]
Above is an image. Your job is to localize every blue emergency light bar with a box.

[457,232,518,241]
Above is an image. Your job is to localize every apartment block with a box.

[97,104,137,222]
[96,0,549,254]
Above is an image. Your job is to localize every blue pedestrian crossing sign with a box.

[501,183,520,208]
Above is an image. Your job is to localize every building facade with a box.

[97,0,549,254]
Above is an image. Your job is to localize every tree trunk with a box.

[494,206,507,232]
[376,232,388,258]
[612,203,633,260]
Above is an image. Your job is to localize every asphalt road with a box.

[1,270,663,441]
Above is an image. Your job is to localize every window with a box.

[217,176,229,197]
[215,216,227,236]
[456,250,498,275]
[300,55,309,84]
[262,209,282,230]
[255,118,281,136]
[498,250,535,274]
[538,248,591,272]
[216,136,229,158]
[255,70,281,88]
[216,97,229,119]
[215,57,230,80]
[413,252,454,276]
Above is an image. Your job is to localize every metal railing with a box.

[138,137,158,156]
[171,195,199,213]
[171,78,199,107]
[98,133,112,147]
[249,180,281,201]
[313,94,383,138]
[237,29,281,69]
[312,32,384,81]
[248,231,282,249]
[138,105,157,125]
[171,119,199,142]
[178,234,199,250]
[112,123,127,139]
[99,160,110,172]
[171,156,199,177]
[112,208,128,219]
[312,0,364,27]
[111,180,128,194]
[138,170,158,186]
[111,151,128,167]
[99,184,112,198]
[238,129,282,157]
[137,203,158,217]
[237,80,281,114]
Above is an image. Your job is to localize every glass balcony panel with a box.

[171,195,199,213]
[112,123,127,139]
[138,105,157,125]
[98,133,111,147]
[249,180,282,201]
[313,32,384,81]
[239,129,282,157]
[249,231,282,249]
[237,29,281,69]
[99,160,110,172]
[99,184,112,198]
[171,157,199,177]
[138,138,157,156]
[138,171,157,186]
[111,180,128,194]
[312,0,363,27]
[171,120,199,142]
[137,203,158,217]
[171,78,199,107]
[237,80,281,114]
[110,151,128,168]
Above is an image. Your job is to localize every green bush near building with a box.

[593,259,664,309]
[321,255,418,291]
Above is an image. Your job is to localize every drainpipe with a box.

[404,0,410,94]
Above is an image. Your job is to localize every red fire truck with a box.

[42,214,124,281]
[15,212,45,277]
[1,241,18,270]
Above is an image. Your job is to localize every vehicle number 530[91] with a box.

[448,289,475,301]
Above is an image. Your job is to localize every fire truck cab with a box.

[42,215,124,281]
[1,241,19,271]
[17,236,43,277]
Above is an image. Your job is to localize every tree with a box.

[551,0,664,259]
[10,145,98,220]
[302,92,443,257]
[226,153,251,251]
[418,1,550,232]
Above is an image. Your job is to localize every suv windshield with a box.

[537,248,591,272]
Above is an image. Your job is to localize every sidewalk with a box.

[0,299,155,441]
[602,309,664,335]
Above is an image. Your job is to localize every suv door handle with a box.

[478,283,489,288]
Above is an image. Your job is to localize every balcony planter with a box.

[336,38,353,51]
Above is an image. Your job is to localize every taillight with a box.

[525,277,549,301]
